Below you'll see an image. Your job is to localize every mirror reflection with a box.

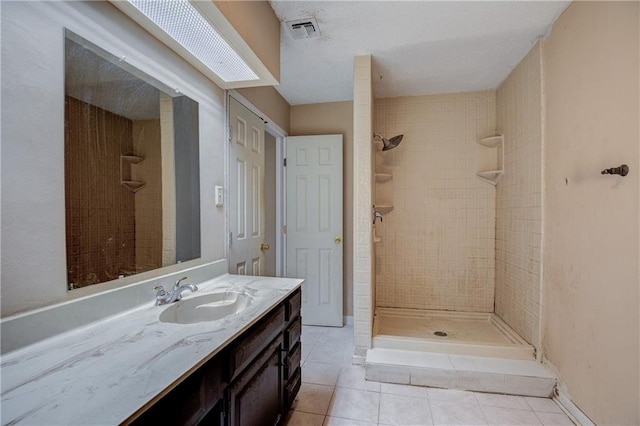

[64,30,201,290]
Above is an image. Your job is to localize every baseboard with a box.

[543,358,595,426]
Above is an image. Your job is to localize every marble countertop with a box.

[1,274,303,425]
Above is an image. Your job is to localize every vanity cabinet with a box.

[127,288,302,426]
[226,335,284,426]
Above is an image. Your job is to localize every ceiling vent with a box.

[286,18,320,39]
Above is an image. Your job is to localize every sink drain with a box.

[434,331,448,337]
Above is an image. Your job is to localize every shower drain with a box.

[434,331,448,337]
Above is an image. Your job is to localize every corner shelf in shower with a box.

[120,154,146,192]
[476,135,504,185]
[375,173,393,183]
[375,204,394,215]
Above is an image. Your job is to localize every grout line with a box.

[425,392,435,426]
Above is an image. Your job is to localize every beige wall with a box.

[374,92,497,313]
[237,86,291,133]
[542,2,639,424]
[214,0,280,82]
[290,101,354,317]
[495,42,543,348]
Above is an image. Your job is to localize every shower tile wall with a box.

[132,120,163,273]
[64,96,136,287]
[374,91,496,312]
[353,55,375,357]
[495,42,543,347]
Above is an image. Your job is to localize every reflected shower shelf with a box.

[121,181,146,192]
[120,154,146,192]
[121,154,145,164]
[375,173,393,183]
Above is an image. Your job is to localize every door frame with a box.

[225,90,287,276]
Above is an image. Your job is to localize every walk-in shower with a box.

[369,93,538,369]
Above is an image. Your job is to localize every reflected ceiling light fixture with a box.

[111,0,276,88]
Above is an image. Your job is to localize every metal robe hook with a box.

[601,164,629,176]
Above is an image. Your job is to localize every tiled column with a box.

[352,55,374,359]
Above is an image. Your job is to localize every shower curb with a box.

[365,348,556,398]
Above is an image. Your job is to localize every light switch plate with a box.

[215,185,223,207]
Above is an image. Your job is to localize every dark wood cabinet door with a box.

[226,336,283,426]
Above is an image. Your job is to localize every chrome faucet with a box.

[153,276,198,305]
[373,210,383,224]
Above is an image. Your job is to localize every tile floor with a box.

[285,324,575,426]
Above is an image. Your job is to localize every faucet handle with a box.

[153,285,166,296]
[173,276,188,290]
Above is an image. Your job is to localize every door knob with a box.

[334,236,342,244]
[260,243,270,251]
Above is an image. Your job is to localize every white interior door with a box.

[286,135,343,326]
[229,97,265,275]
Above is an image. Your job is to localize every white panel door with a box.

[286,135,343,326]
[229,97,265,275]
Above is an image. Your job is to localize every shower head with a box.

[374,133,403,151]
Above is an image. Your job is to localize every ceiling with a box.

[269,1,570,105]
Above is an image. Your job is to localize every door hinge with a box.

[228,125,233,142]
[283,157,287,167]
[229,231,233,246]
[282,225,287,235]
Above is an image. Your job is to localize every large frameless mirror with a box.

[64,29,201,290]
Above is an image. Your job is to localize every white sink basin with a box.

[159,291,252,324]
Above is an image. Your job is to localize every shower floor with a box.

[373,308,534,360]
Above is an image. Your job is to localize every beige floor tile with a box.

[302,326,327,344]
[292,383,335,415]
[303,361,342,386]
[524,397,564,413]
[474,393,531,410]
[429,399,487,425]
[381,382,428,398]
[323,416,378,426]
[327,387,380,424]
[308,343,351,366]
[535,411,575,425]
[481,406,542,425]
[285,410,326,426]
[426,388,478,405]
[337,365,381,392]
[378,393,432,425]
[302,342,314,365]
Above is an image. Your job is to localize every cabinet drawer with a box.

[284,317,302,352]
[285,289,301,321]
[228,305,285,381]
[286,342,301,381]
[284,367,301,410]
